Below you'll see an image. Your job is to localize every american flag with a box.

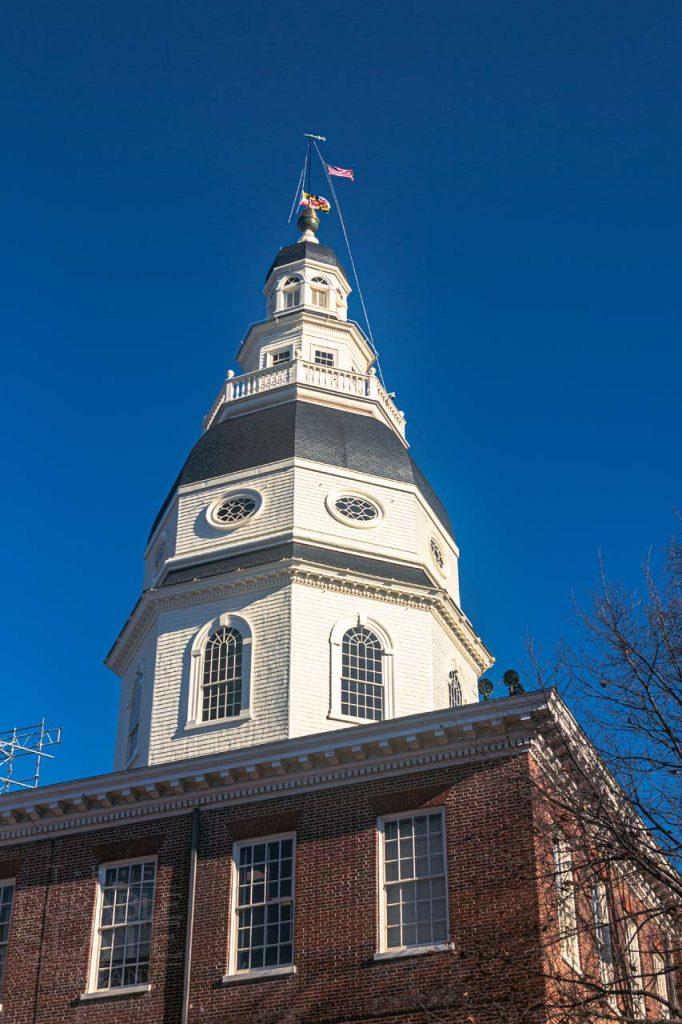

[327,165,355,181]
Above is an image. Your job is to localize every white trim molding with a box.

[187,613,254,730]
[206,489,264,531]
[325,489,385,530]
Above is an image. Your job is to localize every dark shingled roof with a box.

[265,241,348,283]
[160,542,433,590]
[149,401,453,540]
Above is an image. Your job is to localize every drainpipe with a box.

[32,838,56,1024]
[181,807,201,1024]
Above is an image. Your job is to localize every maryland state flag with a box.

[301,191,331,213]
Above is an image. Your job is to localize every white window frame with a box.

[591,880,617,1006]
[314,348,335,367]
[206,488,263,531]
[376,809,452,959]
[310,276,330,309]
[152,531,167,580]
[325,489,385,530]
[85,857,157,998]
[225,833,296,981]
[271,348,292,366]
[125,663,144,766]
[187,614,253,729]
[429,536,447,575]
[278,275,302,311]
[328,615,394,724]
[652,951,670,1019]
[552,835,581,973]
[0,879,15,998]
[448,668,463,708]
[624,917,646,1018]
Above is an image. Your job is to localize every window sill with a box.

[327,712,383,726]
[221,965,297,984]
[185,710,252,731]
[374,942,454,961]
[79,984,152,1001]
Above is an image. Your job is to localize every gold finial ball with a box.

[297,207,320,236]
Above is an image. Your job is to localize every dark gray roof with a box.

[150,401,453,540]
[160,542,433,590]
[265,241,348,283]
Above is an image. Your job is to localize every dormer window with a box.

[311,277,330,309]
[282,276,302,309]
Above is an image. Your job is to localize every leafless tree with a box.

[411,538,681,1024]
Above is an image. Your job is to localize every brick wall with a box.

[0,753,546,1024]
[2,751,674,1023]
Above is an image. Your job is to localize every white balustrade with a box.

[204,359,405,437]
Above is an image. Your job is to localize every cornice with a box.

[107,556,492,676]
[237,311,374,366]
[288,563,492,673]
[0,693,549,846]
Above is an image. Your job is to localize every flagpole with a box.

[303,133,326,201]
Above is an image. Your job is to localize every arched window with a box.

[341,625,384,721]
[448,669,462,708]
[282,276,301,309]
[188,613,253,728]
[202,626,243,721]
[310,276,330,309]
[126,665,143,762]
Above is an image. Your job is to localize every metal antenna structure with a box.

[0,720,63,792]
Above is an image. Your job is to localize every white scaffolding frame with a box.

[0,720,62,792]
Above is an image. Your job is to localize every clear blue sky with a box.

[1,0,679,786]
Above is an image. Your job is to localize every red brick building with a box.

[0,694,678,1023]
[0,208,677,1022]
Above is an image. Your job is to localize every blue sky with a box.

[1,0,679,786]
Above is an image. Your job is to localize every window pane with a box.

[95,862,155,991]
[202,627,243,721]
[382,814,448,950]
[233,838,295,972]
[341,626,384,720]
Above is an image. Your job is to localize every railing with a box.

[203,359,406,438]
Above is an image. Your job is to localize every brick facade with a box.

[1,753,547,1023]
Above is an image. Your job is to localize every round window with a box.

[430,537,445,571]
[334,494,380,523]
[208,491,261,529]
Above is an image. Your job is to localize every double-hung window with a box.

[88,859,156,993]
[552,836,580,972]
[272,349,292,366]
[591,881,615,1002]
[652,951,671,1019]
[378,810,449,954]
[0,881,14,996]
[624,917,645,1018]
[314,349,334,367]
[229,835,295,976]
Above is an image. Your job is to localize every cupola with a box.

[264,209,351,321]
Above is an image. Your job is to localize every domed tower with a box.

[107,211,493,770]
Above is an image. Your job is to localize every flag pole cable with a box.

[306,136,313,194]
[279,147,308,252]
[313,141,386,387]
